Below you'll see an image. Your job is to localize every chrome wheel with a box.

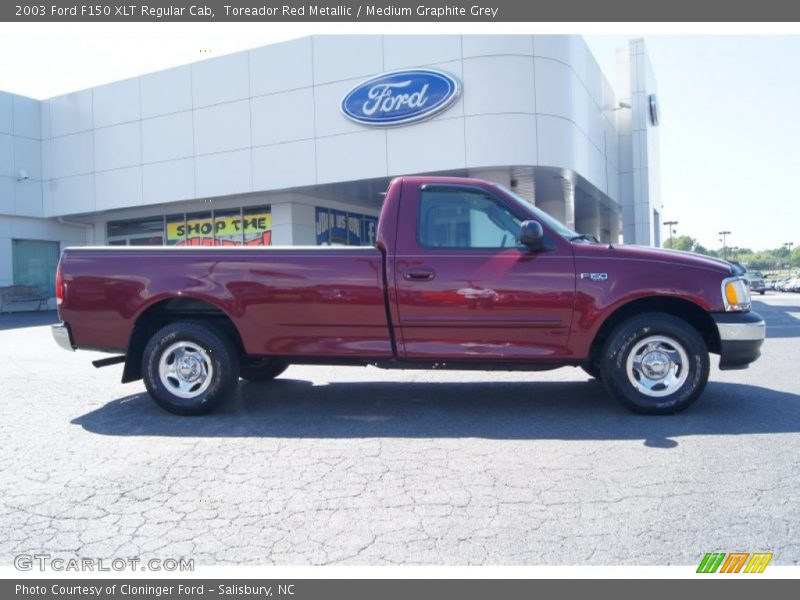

[625,335,689,398]
[158,341,213,399]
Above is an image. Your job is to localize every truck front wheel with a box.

[142,321,240,416]
[600,313,709,415]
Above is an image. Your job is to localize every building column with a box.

[511,172,535,205]
[269,201,293,245]
[539,177,576,231]
[576,197,601,239]
[608,208,621,244]
[561,178,576,231]
[269,198,320,246]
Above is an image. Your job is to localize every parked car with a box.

[743,270,766,295]
[52,176,765,416]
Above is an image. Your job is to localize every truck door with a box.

[392,182,576,361]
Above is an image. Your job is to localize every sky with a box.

[584,35,800,252]
[0,25,797,251]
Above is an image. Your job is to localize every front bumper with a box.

[51,322,75,351]
[713,311,765,370]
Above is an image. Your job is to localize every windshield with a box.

[496,185,581,241]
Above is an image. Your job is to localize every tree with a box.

[660,234,797,267]
[663,235,695,252]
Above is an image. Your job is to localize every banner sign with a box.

[363,217,378,246]
[347,214,363,246]
[330,210,348,245]
[316,207,378,246]
[167,213,272,246]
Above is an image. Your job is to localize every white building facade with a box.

[0,35,661,303]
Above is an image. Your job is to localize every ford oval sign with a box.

[341,69,460,127]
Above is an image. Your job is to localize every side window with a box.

[418,189,522,249]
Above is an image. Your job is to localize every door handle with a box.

[403,268,436,281]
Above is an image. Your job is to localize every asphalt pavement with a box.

[1,294,798,566]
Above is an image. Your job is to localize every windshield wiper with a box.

[569,234,599,243]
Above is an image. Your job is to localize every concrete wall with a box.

[0,92,44,219]
[1,35,653,288]
[36,35,622,219]
[617,39,661,245]
[1,91,88,289]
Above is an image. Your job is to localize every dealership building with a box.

[0,34,661,304]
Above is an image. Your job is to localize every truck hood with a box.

[574,243,734,274]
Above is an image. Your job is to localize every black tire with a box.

[581,363,602,380]
[142,321,240,416]
[759,291,765,295]
[600,313,709,415]
[239,358,289,382]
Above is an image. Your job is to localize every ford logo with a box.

[341,69,461,126]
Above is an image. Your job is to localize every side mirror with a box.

[519,220,544,250]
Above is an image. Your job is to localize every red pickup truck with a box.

[52,176,765,416]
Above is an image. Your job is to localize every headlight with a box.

[721,277,751,312]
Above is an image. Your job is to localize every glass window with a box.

[110,207,272,247]
[329,209,348,246]
[166,214,187,246]
[12,240,60,296]
[183,211,213,246]
[362,217,378,246]
[418,189,522,249]
[346,213,363,246]
[315,207,331,245]
[107,216,165,246]
[214,209,244,246]
[107,217,164,238]
[243,206,271,246]
[129,236,164,246]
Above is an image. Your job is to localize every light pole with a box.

[785,242,794,276]
[732,246,739,261]
[664,220,678,247]
[719,230,731,260]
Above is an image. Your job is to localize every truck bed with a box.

[58,246,394,358]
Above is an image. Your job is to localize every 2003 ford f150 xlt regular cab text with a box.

[52,176,765,415]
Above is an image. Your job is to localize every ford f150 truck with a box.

[52,176,765,416]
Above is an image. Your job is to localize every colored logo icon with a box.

[341,69,460,126]
[697,552,773,573]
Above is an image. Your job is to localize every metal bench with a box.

[0,285,49,313]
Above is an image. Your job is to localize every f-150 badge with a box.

[580,273,608,281]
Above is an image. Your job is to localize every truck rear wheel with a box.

[239,358,289,382]
[142,321,240,416]
[600,313,709,415]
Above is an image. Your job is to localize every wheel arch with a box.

[122,295,245,383]
[587,296,720,368]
